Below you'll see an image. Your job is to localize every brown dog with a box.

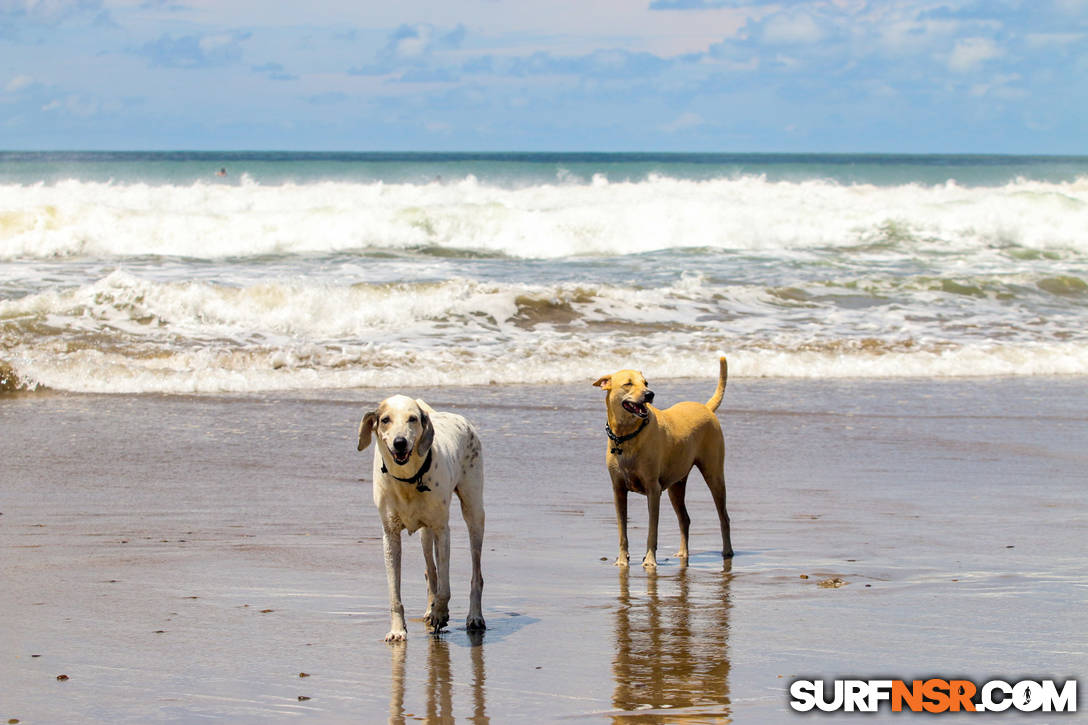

[593,357,733,568]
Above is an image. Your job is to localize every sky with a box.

[1,0,1086,153]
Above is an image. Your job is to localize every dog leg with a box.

[382,526,408,642]
[643,487,661,569]
[611,479,630,567]
[421,527,438,625]
[457,483,486,631]
[465,523,485,631]
[704,471,734,559]
[427,525,451,634]
[668,477,691,559]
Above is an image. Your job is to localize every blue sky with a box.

[1,0,1086,152]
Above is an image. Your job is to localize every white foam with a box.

[2,174,1087,260]
[4,268,1087,392]
[10,339,1088,394]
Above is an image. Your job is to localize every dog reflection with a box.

[612,565,732,719]
[388,637,488,724]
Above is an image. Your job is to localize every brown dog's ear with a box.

[357,411,377,451]
[592,375,612,390]
[414,399,436,457]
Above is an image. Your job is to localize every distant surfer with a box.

[216,167,227,177]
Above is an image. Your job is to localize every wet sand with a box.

[1,377,1086,723]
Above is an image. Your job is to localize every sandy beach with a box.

[2,376,1086,723]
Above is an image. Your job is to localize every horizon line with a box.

[3,149,1088,160]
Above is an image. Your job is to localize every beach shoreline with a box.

[2,376,1086,722]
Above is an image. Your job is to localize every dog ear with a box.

[592,375,612,390]
[357,411,377,451]
[414,399,435,457]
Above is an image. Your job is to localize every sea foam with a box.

[3,172,1086,393]
[2,174,1087,260]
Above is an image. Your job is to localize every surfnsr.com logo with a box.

[789,678,1077,714]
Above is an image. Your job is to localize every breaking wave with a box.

[1,173,1087,260]
[3,268,1086,393]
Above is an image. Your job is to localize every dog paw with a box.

[641,554,658,569]
[466,615,486,631]
[673,549,689,559]
[385,629,407,643]
[614,554,630,567]
[424,612,450,634]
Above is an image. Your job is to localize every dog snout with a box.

[393,436,409,453]
[643,390,655,404]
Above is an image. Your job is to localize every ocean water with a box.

[1,151,1087,394]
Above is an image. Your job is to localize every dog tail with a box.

[705,356,728,412]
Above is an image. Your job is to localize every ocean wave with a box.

[3,268,1087,393]
[1,174,1087,260]
[6,270,1084,346]
[6,340,1088,394]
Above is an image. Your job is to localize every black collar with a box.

[605,418,649,455]
[381,450,433,492]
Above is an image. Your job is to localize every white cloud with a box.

[1054,0,1088,14]
[877,18,957,56]
[39,94,99,116]
[424,120,451,133]
[4,0,100,22]
[762,12,824,45]
[199,33,240,54]
[661,111,705,133]
[970,73,1027,100]
[5,74,34,92]
[392,28,430,58]
[947,37,1002,73]
[1025,32,1085,48]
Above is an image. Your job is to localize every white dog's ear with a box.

[414,399,435,457]
[357,411,378,451]
[592,375,612,390]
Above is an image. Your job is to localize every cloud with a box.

[650,0,729,8]
[661,111,705,132]
[969,73,1026,100]
[1052,0,1088,15]
[139,0,190,10]
[40,93,100,117]
[252,62,298,81]
[947,37,1002,72]
[382,22,466,60]
[138,31,251,68]
[306,91,347,105]
[1025,32,1086,48]
[349,22,466,76]
[761,11,825,44]
[399,67,459,83]
[0,0,109,37]
[5,74,35,92]
[1,0,103,23]
[464,49,670,79]
[6,0,1087,152]
[650,0,806,8]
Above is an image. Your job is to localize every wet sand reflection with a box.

[612,562,733,721]
[387,635,488,725]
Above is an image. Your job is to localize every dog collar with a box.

[381,450,433,492]
[605,419,649,455]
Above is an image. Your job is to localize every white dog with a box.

[357,395,485,642]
